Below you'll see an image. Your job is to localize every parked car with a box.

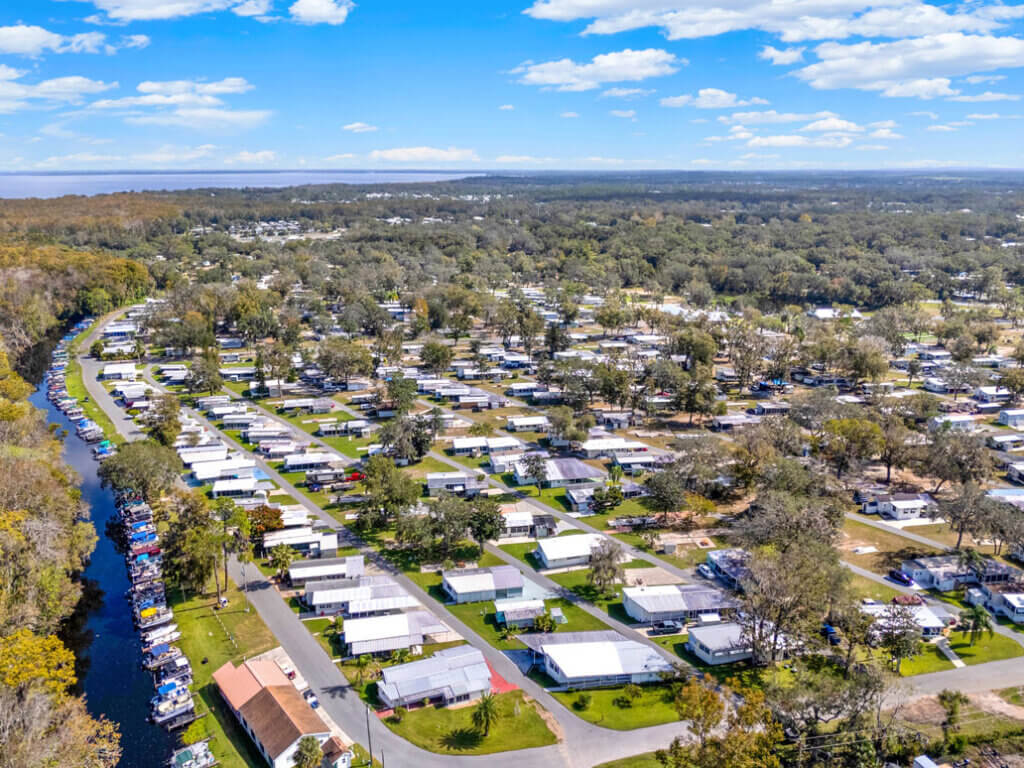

[303,689,319,709]
[820,624,842,646]
[650,620,683,636]
[696,563,714,580]
[888,569,913,586]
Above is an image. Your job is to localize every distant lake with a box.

[0,170,478,198]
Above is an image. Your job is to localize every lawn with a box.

[169,580,277,768]
[594,753,662,768]
[385,690,558,755]
[549,683,679,730]
[339,641,470,703]
[840,519,941,574]
[946,630,1024,666]
[896,643,956,676]
[404,455,460,479]
[650,633,797,689]
[497,541,543,570]
[63,357,125,444]
[845,572,903,603]
[545,567,637,624]
[445,597,612,651]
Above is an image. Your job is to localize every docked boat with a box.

[153,656,192,687]
[144,644,183,670]
[143,631,181,650]
[141,622,179,645]
[136,605,173,630]
[151,692,194,724]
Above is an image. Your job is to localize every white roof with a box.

[486,436,523,450]
[343,610,446,643]
[211,477,257,493]
[508,416,549,426]
[191,457,256,481]
[536,533,604,561]
[542,639,672,679]
[580,438,647,451]
[502,508,533,528]
[103,362,137,374]
[452,437,488,451]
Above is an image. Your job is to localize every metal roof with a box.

[377,645,490,705]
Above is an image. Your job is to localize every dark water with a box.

[0,170,475,198]
[30,380,177,767]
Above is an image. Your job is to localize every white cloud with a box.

[795,34,1024,98]
[0,24,148,56]
[695,89,763,108]
[91,77,254,109]
[870,127,903,138]
[909,110,939,119]
[661,88,768,109]
[324,153,356,161]
[747,134,853,148]
[498,104,515,110]
[290,0,353,24]
[965,74,1006,84]
[521,0,1024,42]
[800,116,863,132]
[139,77,254,95]
[610,109,636,118]
[369,146,480,163]
[495,155,558,163]
[0,71,116,113]
[758,45,804,65]
[718,109,836,125]
[868,119,897,128]
[965,112,1006,119]
[690,158,713,165]
[947,91,1020,102]
[855,144,890,150]
[560,111,579,118]
[232,0,272,15]
[600,87,653,98]
[73,0,238,21]
[225,149,276,164]
[513,48,682,91]
[739,152,780,159]
[926,124,957,131]
[342,121,378,133]
[582,156,624,164]
[127,107,271,129]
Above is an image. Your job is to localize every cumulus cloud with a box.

[127,107,271,129]
[600,87,654,98]
[794,34,1024,99]
[73,0,240,21]
[747,134,854,148]
[289,0,353,25]
[369,146,480,163]
[324,153,356,161]
[232,0,272,16]
[133,144,217,164]
[342,121,378,132]
[661,88,769,108]
[0,24,149,56]
[870,127,904,138]
[855,144,890,150]
[35,152,121,169]
[800,116,863,131]
[560,111,579,118]
[909,110,939,119]
[609,109,636,117]
[521,0,1024,42]
[498,104,515,110]
[758,45,804,65]
[926,124,958,131]
[965,74,1006,84]
[718,109,837,124]
[91,77,254,109]
[513,48,682,91]
[947,91,1020,102]
[0,69,116,113]
[582,156,624,164]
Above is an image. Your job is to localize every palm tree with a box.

[292,735,323,768]
[354,654,372,685]
[472,692,500,737]
[961,603,994,646]
[608,464,623,487]
[268,544,296,580]
[957,547,987,579]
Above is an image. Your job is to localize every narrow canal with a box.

[30,373,177,767]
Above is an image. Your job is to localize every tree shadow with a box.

[440,728,484,750]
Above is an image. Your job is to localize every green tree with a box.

[960,603,993,647]
[318,337,372,386]
[292,735,323,768]
[587,538,625,596]
[821,418,884,479]
[269,544,296,579]
[878,603,921,674]
[98,439,182,501]
[471,692,500,737]
[149,393,181,447]
[386,374,417,415]
[186,349,223,395]
[522,453,548,492]
[466,495,503,554]
[419,340,454,376]
[359,454,420,530]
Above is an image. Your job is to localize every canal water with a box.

[30,376,177,767]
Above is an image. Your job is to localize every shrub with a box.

[573,693,591,711]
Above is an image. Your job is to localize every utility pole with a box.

[365,707,373,767]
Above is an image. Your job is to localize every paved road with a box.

[845,512,952,551]
[129,363,692,767]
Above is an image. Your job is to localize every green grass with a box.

[594,753,662,768]
[339,641,469,703]
[841,519,941,575]
[845,572,903,603]
[896,643,956,676]
[169,580,277,768]
[63,356,125,445]
[549,683,679,730]
[384,690,558,755]
[497,542,542,570]
[545,568,634,624]
[946,629,1024,665]
[444,597,611,650]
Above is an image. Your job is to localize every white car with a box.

[696,563,714,579]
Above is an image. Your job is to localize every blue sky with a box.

[1,0,1023,170]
